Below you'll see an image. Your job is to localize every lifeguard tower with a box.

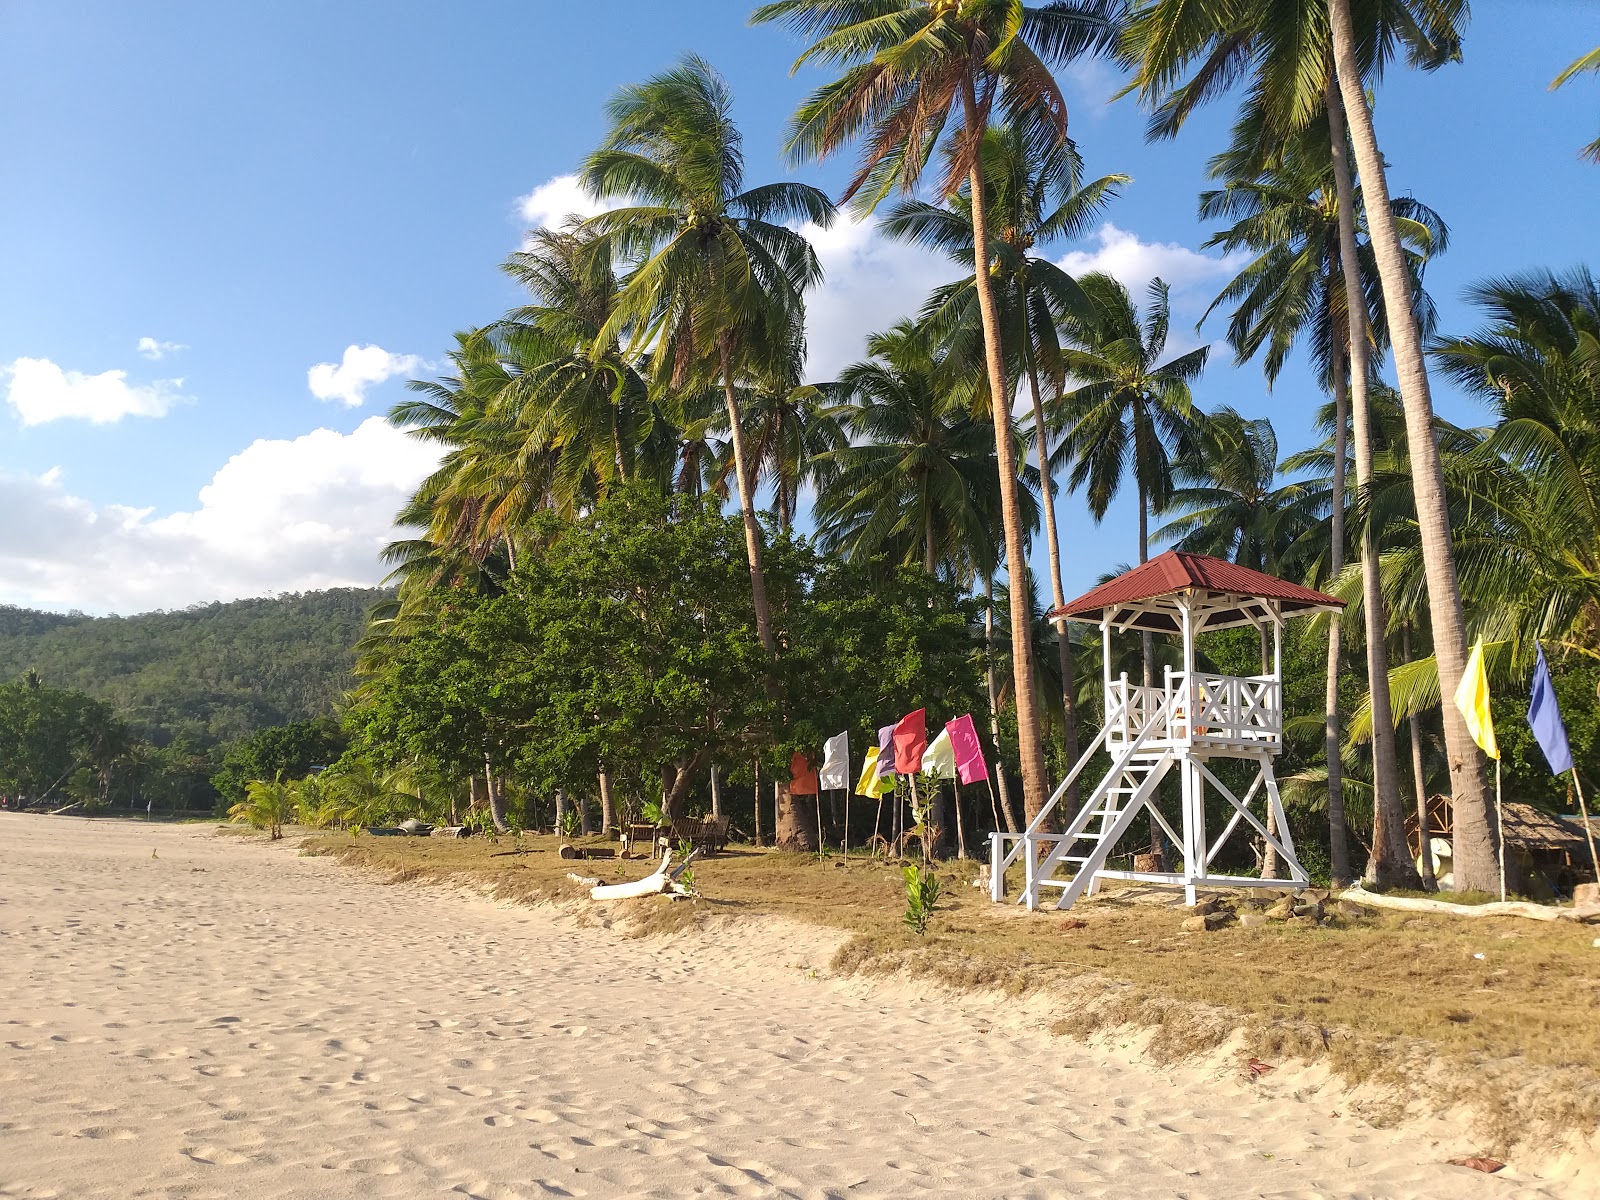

[989,551,1344,912]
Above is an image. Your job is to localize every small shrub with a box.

[903,863,942,936]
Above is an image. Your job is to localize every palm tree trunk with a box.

[1327,0,1496,894]
[484,754,508,833]
[598,769,615,834]
[1026,353,1080,808]
[1138,477,1154,690]
[1326,347,1353,885]
[963,75,1050,831]
[1403,624,1439,891]
[925,502,937,575]
[984,572,1023,833]
[719,336,777,658]
[1325,74,1419,889]
[709,763,723,818]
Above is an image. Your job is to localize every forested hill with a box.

[0,588,386,748]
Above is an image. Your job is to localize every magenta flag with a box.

[946,713,989,785]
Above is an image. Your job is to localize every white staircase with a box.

[1027,752,1174,911]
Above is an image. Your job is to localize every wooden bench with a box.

[668,815,729,857]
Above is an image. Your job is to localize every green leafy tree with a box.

[1552,47,1600,163]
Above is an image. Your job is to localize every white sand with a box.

[0,814,1588,1199]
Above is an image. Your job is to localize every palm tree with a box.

[228,773,295,841]
[1155,409,1316,572]
[1051,272,1207,685]
[579,55,836,659]
[1552,48,1600,162]
[885,123,1126,796]
[1324,0,1499,893]
[753,0,1121,825]
[496,224,657,507]
[1198,139,1445,886]
[1122,0,1492,891]
[816,322,1033,579]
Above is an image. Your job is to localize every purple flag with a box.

[1528,643,1574,775]
[876,724,896,777]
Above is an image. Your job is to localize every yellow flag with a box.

[855,746,892,797]
[1453,639,1499,760]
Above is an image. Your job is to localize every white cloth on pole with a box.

[818,730,850,791]
[921,728,956,779]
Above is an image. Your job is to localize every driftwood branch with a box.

[1340,885,1600,924]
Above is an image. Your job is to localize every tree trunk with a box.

[752,759,763,847]
[962,74,1049,830]
[775,779,817,851]
[1326,346,1353,885]
[1026,353,1080,809]
[1325,74,1420,889]
[1138,477,1154,690]
[709,763,723,818]
[1327,0,1496,893]
[984,572,1023,833]
[720,337,777,659]
[1403,624,1439,891]
[483,756,508,833]
[578,789,592,835]
[555,788,568,833]
[598,770,615,834]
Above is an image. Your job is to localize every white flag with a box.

[921,728,956,780]
[818,731,850,791]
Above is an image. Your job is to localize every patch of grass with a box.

[295,831,1600,1146]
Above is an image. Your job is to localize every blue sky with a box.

[1,1,1596,613]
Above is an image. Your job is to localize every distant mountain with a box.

[0,589,386,748]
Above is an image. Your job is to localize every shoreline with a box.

[4,812,1597,1198]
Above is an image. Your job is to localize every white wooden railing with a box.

[1105,669,1281,750]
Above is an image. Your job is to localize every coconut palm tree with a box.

[752,0,1121,825]
[579,55,836,659]
[1051,272,1207,684]
[1552,47,1600,163]
[815,322,1033,580]
[496,223,657,506]
[1121,0,1490,891]
[228,773,295,841]
[1198,138,1445,885]
[1155,409,1317,572]
[885,123,1126,796]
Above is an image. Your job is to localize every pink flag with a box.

[946,713,989,785]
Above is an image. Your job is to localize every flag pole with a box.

[1496,759,1506,902]
[843,747,851,860]
[816,785,825,857]
[1573,769,1599,881]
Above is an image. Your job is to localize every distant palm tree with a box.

[228,773,295,840]
[497,224,655,506]
[1156,409,1315,573]
[754,0,1121,826]
[815,323,1033,580]
[580,55,835,657]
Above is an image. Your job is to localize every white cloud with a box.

[3,357,182,426]
[306,344,421,407]
[136,336,187,361]
[800,216,965,382]
[1055,222,1245,305]
[0,417,442,613]
[514,173,621,233]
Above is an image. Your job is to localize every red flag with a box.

[789,751,819,796]
[893,708,927,773]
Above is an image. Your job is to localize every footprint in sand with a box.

[181,1143,250,1166]
[75,1126,138,1140]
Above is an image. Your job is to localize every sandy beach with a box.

[0,814,1587,1199]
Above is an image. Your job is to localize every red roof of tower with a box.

[1050,550,1343,633]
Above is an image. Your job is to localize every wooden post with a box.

[753,760,762,848]
[1573,770,1599,882]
